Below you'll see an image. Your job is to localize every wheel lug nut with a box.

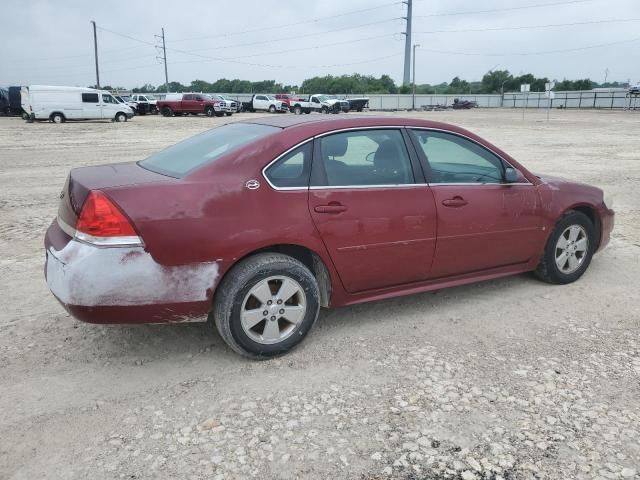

[277,300,283,304]
[270,316,276,321]
[263,310,268,316]
[267,300,273,305]
[279,309,284,314]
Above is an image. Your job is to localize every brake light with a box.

[76,190,137,238]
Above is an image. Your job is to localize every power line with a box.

[413,36,640,57]
[171,1,402,42]
[414,0,594,18]
[189,18,400,53]
[414,18,640,35]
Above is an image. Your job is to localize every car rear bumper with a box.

[44,220,217,324]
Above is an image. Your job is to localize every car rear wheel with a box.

[50,112,65,123]
[213,253,320,359]
[535,210,595,284]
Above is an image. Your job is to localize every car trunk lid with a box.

[57,161,173,231]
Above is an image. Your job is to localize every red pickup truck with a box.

[157,93,223,117]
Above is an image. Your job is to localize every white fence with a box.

[147,89,638,110]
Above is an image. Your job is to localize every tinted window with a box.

[82,93,99,103]
[183,94,193,100]
[140,123,279,178]
[315,130,414,187]
[410,130,504,183]
[265,142,312,188]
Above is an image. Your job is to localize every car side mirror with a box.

[504,167,519,183]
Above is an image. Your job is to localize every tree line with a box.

[107,70,626,95]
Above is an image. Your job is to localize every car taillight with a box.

[75,190,140,244]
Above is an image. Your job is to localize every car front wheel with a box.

[213,253,320,359]
[535,210,595,284]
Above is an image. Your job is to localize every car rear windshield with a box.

[139,123,280,177]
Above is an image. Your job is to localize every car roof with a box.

[240,114,462,134]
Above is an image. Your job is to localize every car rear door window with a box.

[264,142,312,188]
[410,130,504,184]
[82,93,99,103]
[314,130,414,187]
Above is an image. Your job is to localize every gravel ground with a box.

[0,109,639,480]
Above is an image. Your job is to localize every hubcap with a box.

[555,225,588,274]
[240,276,306,345]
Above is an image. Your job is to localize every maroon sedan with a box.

[44,116,614,358]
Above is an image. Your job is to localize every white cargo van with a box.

[22,85,134,123]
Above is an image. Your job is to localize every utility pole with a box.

[155,28,169,93]
[402,0,412,85]
[90,21,100,89]
[412,44,420,110]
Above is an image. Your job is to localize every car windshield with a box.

[267,95,276,100]
[146,95,156,100]
[316,95,328,102]
[139,123,280,178]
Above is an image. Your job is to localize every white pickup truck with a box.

[242,94,288,113]
[289,94,350,115]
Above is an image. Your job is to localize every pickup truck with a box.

[130,94,158,115]
[208,94,238,116]
[345,96,369,112]
[157,93,224,117]
[289,94,350,114]
[241,94,288,113]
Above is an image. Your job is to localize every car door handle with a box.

[442,196,468,208]
[314,204,347,214]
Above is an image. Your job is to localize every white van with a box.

[22,85,134,123]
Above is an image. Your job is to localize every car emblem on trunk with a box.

[245,179,260,190]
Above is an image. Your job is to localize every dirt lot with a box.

[1,109,639,480]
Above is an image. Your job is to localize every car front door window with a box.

[410,130,504,184]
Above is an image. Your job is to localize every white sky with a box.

[2,0,640,88]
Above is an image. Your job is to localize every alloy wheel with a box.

[240,276,307,345]
[555,225,588,274]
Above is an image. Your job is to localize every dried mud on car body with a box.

[0,111,639,479]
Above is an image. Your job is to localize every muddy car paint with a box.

[44,115,614,324]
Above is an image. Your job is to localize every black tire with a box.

[205,107,214,117]
[304,110,311,114]
[268,105,276,113]
[293,105,302,115]
[225,112,233,117]
[114,112,127,122]
[213,253,320,359]
[215,112,224,117]
[50,112,65,123]
[535,210,596,285]
[321,106,329,114]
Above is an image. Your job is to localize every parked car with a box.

[274,94,303,108]
[452,98,478,109]
[346,96,369,112]
[130,94,158,114]
[289,94,350,114]
[114,95,138,114]
[157,93,223,117]
[44,116,614,358]
[8,86,24,116]
[628,84,640,95]
[0,87,9,115]
[22,85,134,123]
[208,94,238,116]
[242,94,288,113]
